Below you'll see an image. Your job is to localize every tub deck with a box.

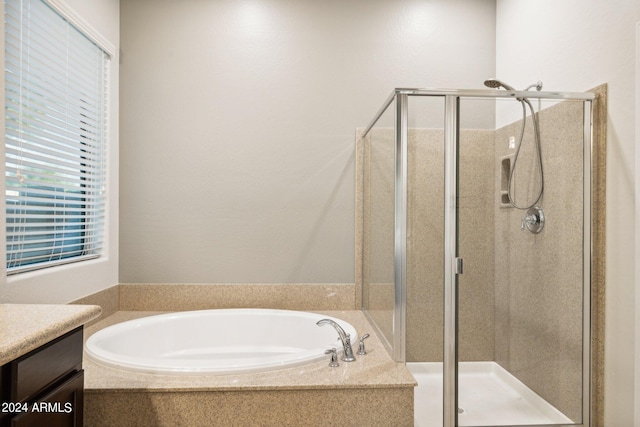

[83,310,415,426]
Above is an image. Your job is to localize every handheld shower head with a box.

[483,78,516,91]
[482,77,545,210]
[484,78,544,92]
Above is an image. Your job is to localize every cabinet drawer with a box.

[10,370,83,427]
[10,328,82,403]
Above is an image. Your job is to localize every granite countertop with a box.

[0,303,102,365]
[84,310,416,392]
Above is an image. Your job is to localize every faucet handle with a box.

[357,334,371,355]
[324,348,339,367]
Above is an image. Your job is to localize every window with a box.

[4,0,109,274]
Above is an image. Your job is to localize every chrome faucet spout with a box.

[316,319,356,362]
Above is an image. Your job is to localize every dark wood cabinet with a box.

[1,327,84,427]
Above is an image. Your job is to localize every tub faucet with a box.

[316,319,356,362]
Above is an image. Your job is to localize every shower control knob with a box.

[521,206,544,234]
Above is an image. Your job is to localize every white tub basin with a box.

[85,308,358,375]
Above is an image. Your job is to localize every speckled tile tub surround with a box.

[71,286,119,326]
[118,283,356,311]
[87,387,413,427]
[71,282,356,316]
[83,310,415,426]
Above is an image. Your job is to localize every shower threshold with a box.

[408,362,573,426]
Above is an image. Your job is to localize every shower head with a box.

[484,78,544,92]
[483,78,516,91]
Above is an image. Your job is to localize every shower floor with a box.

[408,362,573,426]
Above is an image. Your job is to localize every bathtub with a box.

[85,308,358,375]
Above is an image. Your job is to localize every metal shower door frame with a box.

[362,88,595,427]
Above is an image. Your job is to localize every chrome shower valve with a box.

[521,206,545,234]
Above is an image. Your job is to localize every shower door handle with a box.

[455,257,464,275]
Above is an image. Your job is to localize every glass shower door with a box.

[454,96,591,426]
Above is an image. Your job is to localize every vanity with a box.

[0,304,101,427]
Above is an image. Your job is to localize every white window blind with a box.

[4,0,109,274]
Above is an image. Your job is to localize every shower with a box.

[359,86,598,427]
[484,78,544,210]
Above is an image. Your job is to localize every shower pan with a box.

[358,87,602,427]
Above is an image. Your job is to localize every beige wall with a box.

[119,0,497,283]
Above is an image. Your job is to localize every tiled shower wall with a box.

[359,97,590,422]
[493,99,585,422]
[361,128,496,362]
